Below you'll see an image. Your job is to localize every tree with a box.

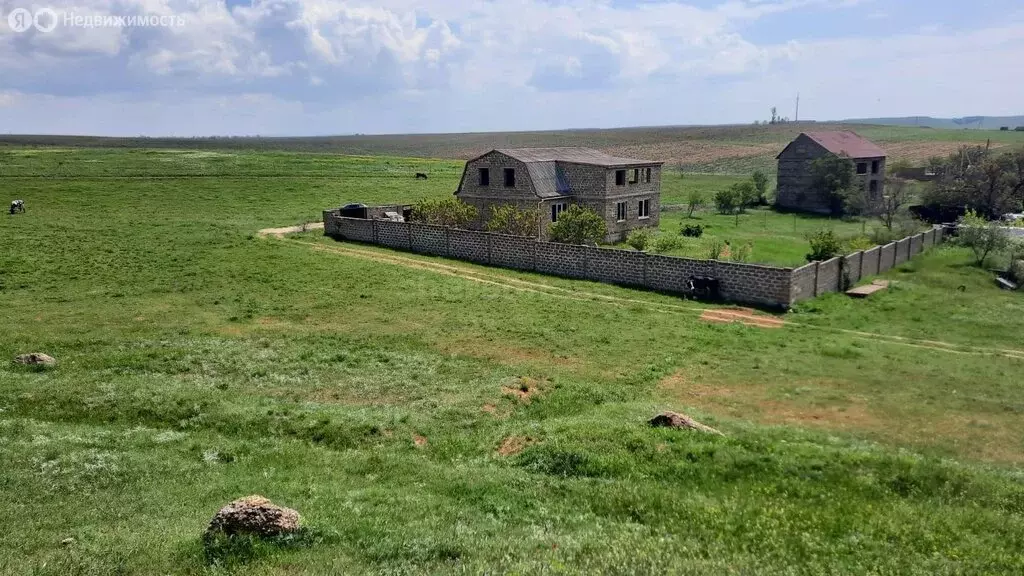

[877,176,912,230]
[922,145,1020,218]
[486,204,539,236]
[809,153,856,215]
[547,205,607,245]
[731,181,759,211]
[686,189,703,217]
[713,187,739,214]
[751,170,769,205]
[409,198,477,228]
[805,228,842,262]
[626,228,652,251]
[957,209,1011,266]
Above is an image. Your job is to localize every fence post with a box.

[858,250,864,280]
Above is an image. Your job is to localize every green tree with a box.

[485,204,539,236]
[809,154,856,216]
[732,181,759,212]
[548,205,607,245]
[805,228,842,262]
[878,176,912,230]
[686,189,703,217]
[957,209,1011,266]
[713,187,739,214]
[409,198,477,228]
[626,228,653,251]
[751,170,770,205]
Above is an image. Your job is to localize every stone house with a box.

[775,131,887,214]
[454,148,663,242]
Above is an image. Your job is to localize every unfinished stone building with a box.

[775,131,887,214]
[454,148,663,242]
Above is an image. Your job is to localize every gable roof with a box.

[789,131,886,159]
[492,147,659,167]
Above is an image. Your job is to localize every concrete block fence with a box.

[323,210,945,308]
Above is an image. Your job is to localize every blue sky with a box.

[0,0,1022,136]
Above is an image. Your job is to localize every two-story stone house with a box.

[775,131,887,214]
[454,148,663,242]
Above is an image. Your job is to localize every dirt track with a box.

[259,225,1024,361]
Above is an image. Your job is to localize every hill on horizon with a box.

[844,115,1024,130]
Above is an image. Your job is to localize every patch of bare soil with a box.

[497,436,536,456]
[257,222,324,238]
[882,141,1009,164]
[412,434,428,448]
[700,307,785,329]
[501,376,549,403]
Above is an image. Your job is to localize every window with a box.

[644,168,652,183]
[871,160,880,174]
[638,199,650,219]
[504,168,515,187]
[629,169,639,184]
[616,201,627,222]
[550,202,568,222]
[479,167,489,186]
[856,162,867,175]
[615,170,626,186]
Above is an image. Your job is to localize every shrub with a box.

[486,204,539,236]
[704,237,725,260]
[751,171,770,205]
[1009,259,1024,285]
[806,228,842,262]
[548,205,607,245]
[956,209,1011,266]
[626,228,653,251]
[731,242,753,263]
[409,198,477,228]
[681,224,704,238]
[846,236,876,252]
[652,234,681,254]
[713,188,739,214]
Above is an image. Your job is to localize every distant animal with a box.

[415,172,428,180]
[9,200,24,214]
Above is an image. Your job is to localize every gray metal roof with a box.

[526,161,571,199]
[494,147,659,167]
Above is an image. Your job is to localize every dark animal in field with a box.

[687,276,720,299]
[10,200,24,214]
[415,172,428,179]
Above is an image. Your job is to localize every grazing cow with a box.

[9,200,24,214]
[415,172,428,180]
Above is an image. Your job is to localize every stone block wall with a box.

[410,223,447,255]
[861,246,881,277]
[894,238,911,265]
[322,213,945,309]
[449,228,490,263]
[910,233,923,256]
[585,246,647,287]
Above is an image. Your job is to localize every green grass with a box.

[2,148,1024,574]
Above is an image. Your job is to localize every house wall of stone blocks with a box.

[322,212,945,309]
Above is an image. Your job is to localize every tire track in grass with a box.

[272,233,1024,361]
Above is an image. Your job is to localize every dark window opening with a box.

[644,168,652,183]
[479,168,489,186]
[615,170,626,186]
[630,169,639,184]
[871,160,880,174]
[856,162,867,175]
[616,201,627,221]
[551,202,567,222]
[638,199,650,219]
[504,168,515,187]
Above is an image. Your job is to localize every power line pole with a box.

[795,93,800,122]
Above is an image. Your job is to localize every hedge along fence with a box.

[323,210,945,308]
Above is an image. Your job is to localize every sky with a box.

[0,0,1022,136]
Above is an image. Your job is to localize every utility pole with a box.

[795,93,800,122]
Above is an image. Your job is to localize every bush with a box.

[846,236,875,252]
[626,228,653,251]
[486,204,539,236]
[751,171,770,205]
[713,188,739,214]
[704,237,725,260]
[1009,259,1024,285]
[681,224,704,238]
[409,198,477,228]
[548,205,607,245]
[731,242,753,263]
[806,228,843,262]
[652,234,681,254]
[956,209,1011,266]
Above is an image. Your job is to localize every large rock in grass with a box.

[649,411,723,435]
[206,495,301,538]
[13,353,57,367]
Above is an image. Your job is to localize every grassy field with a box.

[2,147,1024,574]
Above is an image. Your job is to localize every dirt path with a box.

[266,230,1024,361]
[258,222,324,238]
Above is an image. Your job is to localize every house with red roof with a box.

[775,131,887,214]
